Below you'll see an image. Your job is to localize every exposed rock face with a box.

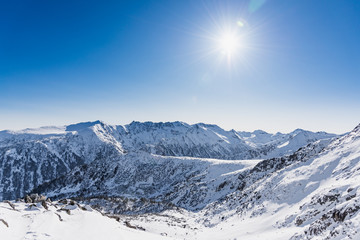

[24,194,47,203]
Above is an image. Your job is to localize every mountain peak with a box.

[253,129,269,135]
[65,120,103,132]
[291,128,306,134]
[127,121,189,130]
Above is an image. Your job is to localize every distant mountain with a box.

[0,121,336,200]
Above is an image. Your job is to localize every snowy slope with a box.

[87,124,358,240]
[0,121,124,200]
[33,136,332,217]
[33,153,261,212]
[0,200,170,240]
[195,123,360,239]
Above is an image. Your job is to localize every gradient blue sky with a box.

[1,0,359,133]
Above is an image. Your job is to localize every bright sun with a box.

[204,19,249,65]
[218,32,240,57]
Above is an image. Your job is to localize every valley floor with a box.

[0,200,328,240]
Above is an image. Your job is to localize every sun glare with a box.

[190,17,250,68]
[218,32,239,56]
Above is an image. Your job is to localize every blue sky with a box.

[0,0,359,133]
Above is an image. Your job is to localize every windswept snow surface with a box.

[0,201,169,240]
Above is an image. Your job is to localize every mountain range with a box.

[2,121,360,239]
[0,120,336,201]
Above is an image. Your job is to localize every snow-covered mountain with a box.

[0,120,336,201]
[40,122,357,240]
[2,121,360,239]
[194,123,360,239]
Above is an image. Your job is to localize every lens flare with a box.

[237,21,244,27]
